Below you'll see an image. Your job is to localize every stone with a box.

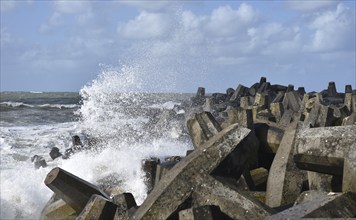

[31,155,47,169]
[293,154,344,175]
[307,171,333,191]
[49,147,63,160]
[327,81,337,97]
[40,197,76,220]
[196,87,205,98]
[226,88,235,98]
[254,123,284,153]
[225,108,253,129]
[44,167,110,213]
[342,112,356,125]
[186,111,222,149]
[297,87,306,96]
[266,192,356,219]
[283,91,301,112]
[112,193,137,220]
[271,92,285,103]
[250,167,269,188]
[270,84,287,92]
[131,124,251,219]
[293,190,329,205]
[239,96,252,109]
[345,85,353,93]
[230,84,248,101]
[257,82,270,93]
[142,158,160,194]
[178,205,230,220]
[286,84,294,92]
[266,121,306,208]
[193,174,274,219]
[249,83,259,96]
[259,76,267,84]
[77,195,117,220]
[343,143,356,193]
[297,125,356,158]
[254,93,268,108]
[278,109,294,129]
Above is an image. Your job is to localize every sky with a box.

[1,0,355,93]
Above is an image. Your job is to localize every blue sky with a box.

[1,0,355,92]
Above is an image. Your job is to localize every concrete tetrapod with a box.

[266,121,306,207]
[193,174,274,219]
[44,167,110,213]
[131,124,250,220]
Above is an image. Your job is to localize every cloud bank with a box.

[1,1,355,92]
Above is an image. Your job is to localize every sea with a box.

[0,81,194,218]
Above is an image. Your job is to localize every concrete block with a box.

[343,143,356,193]
[193,174,274,219]
[142,158,160,194]
[297,125,356,158]
[266,121,306,207]
[283,91,301,112]
[278,109,294,129]
[250,167,269,187]
[327,81,337,97]
[342,112,356,125]
[40,198,76,220]
[230,84,248,101]
[345,85,352,93]
[49,147,63,160]
[307,171,333,191]
[266,192,356,219]
[131,124,251,219]
[186,111,222,149]
[293,154,344,175]
[77,195,117,220]
[254,93,268,108]
[270,102,284,123]
[31,155,47,169]
[225,108,253,129]
[178,205,229,220]
[111,193,137,220]
[44,167,110,213]
[271,92,285,103]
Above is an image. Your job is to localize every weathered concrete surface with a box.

[40,197,76,220]
[270,102,284,123]
[297,125,356,158]
[343,143,356,193]
[45,167,110,213]
[266,192,356,219]
[178,205,230,220]
[293,154,344,175]
[142,158,159,194]
[77,195,117,220]
[112,193,137,220]
[266,121,306,208]
[193,174,274,219]
[186,111,222,149]
[250,167,268,187]
[224,108,253,129]
[131,124,250,220]
[283,91,301,112]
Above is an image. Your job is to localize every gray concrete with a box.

[266,121,306,207]
[193,174,274,219]
[44,167,110,213]
[131,124,250,220]
[77,195,117,220]
[266,192,356,219]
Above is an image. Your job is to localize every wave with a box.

[0,102,79,110]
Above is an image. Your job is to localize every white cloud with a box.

[305,3,355,52]
[288,0,339,12]
[206,3,258,37]
[117,11,173,39]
